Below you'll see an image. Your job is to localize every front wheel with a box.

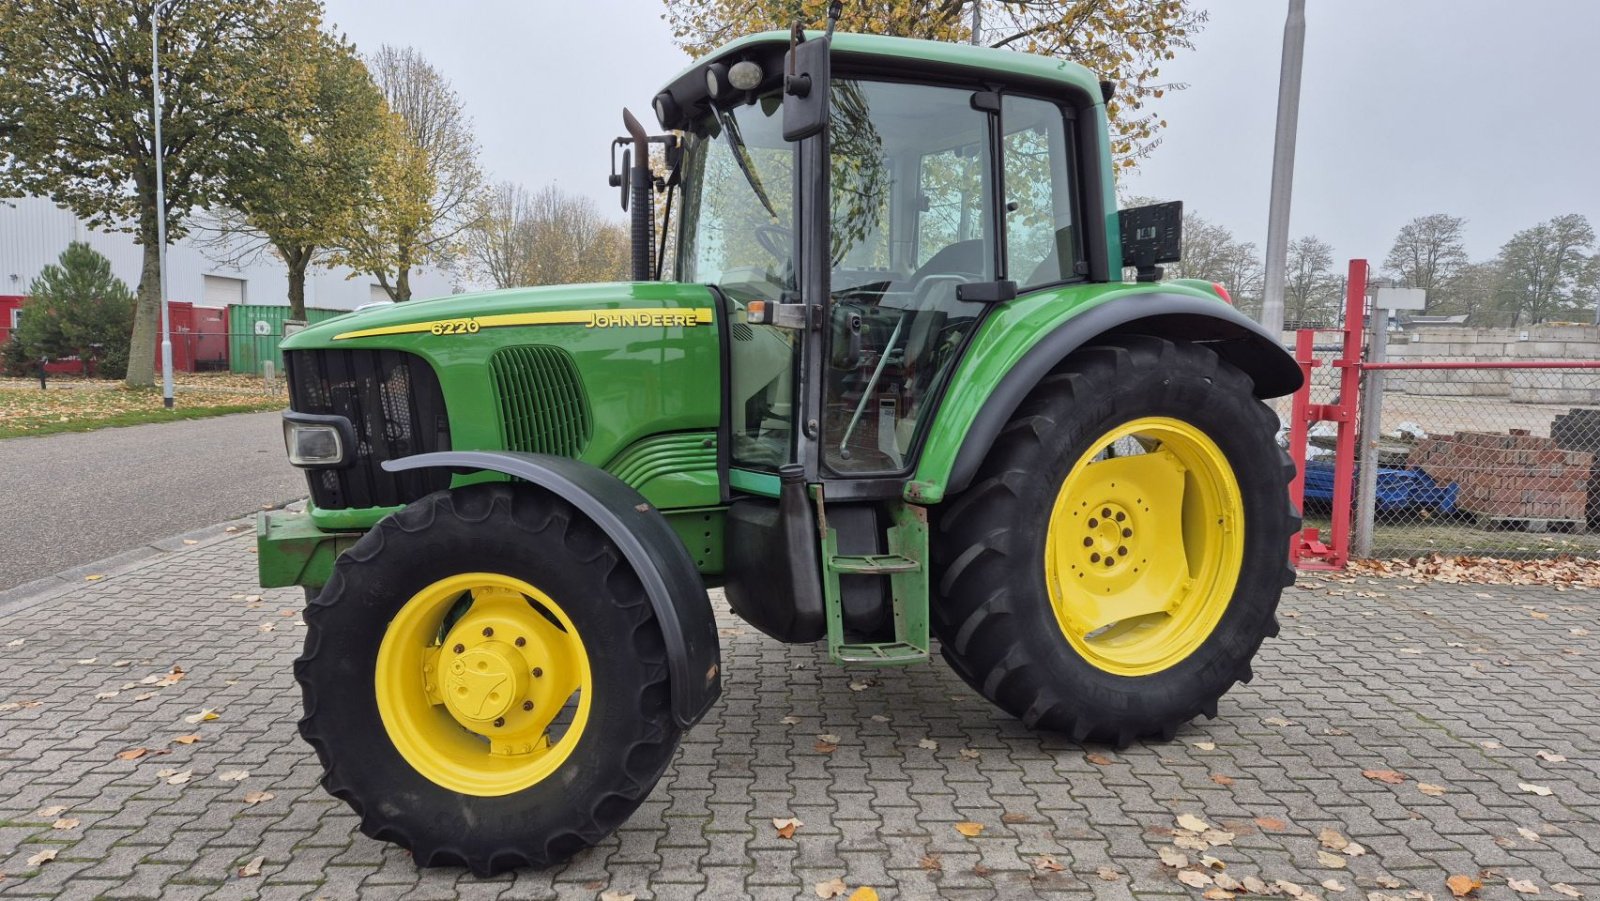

[931,337,1297,745]
[296,484,680,875]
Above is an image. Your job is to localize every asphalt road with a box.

[0,411,306,590]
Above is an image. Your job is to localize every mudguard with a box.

[383,451,721,728]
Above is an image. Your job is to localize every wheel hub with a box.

[1079,501,1135,573]
[442,641,528,724]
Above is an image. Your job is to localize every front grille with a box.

[489,345,592,457]
[285,349,451,509]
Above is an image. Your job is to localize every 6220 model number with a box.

[430,319,481,335]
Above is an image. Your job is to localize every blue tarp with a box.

[1302,460,1458,513]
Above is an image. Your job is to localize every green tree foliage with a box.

[662,0,1205,168]
[333,45,483,301]
[13,242,136,379]
[1383,213,1468,312]
[0,0,325,387]
[1493,214,1598,326]
[202,31,388,319]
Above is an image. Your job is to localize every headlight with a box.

[282,412,352,468]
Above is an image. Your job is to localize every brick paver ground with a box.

[0,534,1595,900]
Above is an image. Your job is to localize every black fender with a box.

[946,294,1302,496]
[383,451,720,729]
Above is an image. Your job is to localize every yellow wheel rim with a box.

[375,572,591,796]
[1043,416,1244,676]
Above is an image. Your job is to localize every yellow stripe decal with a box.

[333,307,717,341]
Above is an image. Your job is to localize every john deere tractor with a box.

[260,23,1301,875]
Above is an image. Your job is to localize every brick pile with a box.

[1409,428,1592,523]
[1552,408,1600,524]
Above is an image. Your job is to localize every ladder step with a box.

[829,553,921,574]
[835,641,929,664]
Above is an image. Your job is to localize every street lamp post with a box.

[1260,0,1306,339]
[151,5,174,408]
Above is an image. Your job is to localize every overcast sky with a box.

[323,0,1599,269]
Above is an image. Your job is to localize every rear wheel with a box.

[931,337,1296,745]
[296,483,679,875]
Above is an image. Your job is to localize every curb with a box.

[0,497,306,620]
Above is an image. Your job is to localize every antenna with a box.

[825,1,842,38]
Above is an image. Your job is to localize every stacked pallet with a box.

[1409,429,1592,530]
[1552,408,1600,524]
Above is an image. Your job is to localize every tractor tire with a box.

[296,483,679,875]
[931,336,1297,746]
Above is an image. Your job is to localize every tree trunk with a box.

[395,265,412,301]
[285,247,310,320]
[125,239,161,389]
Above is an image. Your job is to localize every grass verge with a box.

[0,374,285,439]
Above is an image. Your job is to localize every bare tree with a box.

[1284,235,1337,325]
[1384,213,1468,311]
[1165,210,1264,315]
[333,45,482,300]
[464,183,629,289]
[1493,214,1598,326]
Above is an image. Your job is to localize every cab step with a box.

[817,494,930,667]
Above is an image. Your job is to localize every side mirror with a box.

[782,34,831,141]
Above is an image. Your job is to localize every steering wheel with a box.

[753,224,791,261]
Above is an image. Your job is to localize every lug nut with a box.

[532,667,543,678]
[493,717,505,728]
[1087,518,1099,528]
[522,700,534,711]
[1117,546,1128,556]
[1090,552,1101,563]
[1101,508,1111,518]
[514,636,526,647]
[1104,557,1114,568]
[482,626,494,637]
[1081,537,1093,547]
[452,643,465,654]
[1122,527,1132,538]
[1114,511,1125,522]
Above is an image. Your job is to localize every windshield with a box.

[676,95,794,305]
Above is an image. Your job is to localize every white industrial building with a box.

[0,196,455,313]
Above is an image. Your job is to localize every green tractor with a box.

[261,22,1301,876]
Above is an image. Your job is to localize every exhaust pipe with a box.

[623,109,654,282]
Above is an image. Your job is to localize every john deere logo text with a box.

[333,306,715,341]
[587,310,703,328]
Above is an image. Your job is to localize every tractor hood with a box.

[280,281,717,350]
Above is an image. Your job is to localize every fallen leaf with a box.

[1377,875,1407,889]
[1274,879,1306,897]
[1316,850,1348,869]
[1178,870,1214,888]
[217,770,249,783]
[816,733,839,743]
[1086,752,1113,766]
[1210,773,1235,786]
[918,854,942,871]
[1097,866,1121,881]
[1519,782,1553,797]
[5,638,22,646]
[1174,832,1210,851]
[243,790,274,806]
[182,539,198,545]
[132,693,154,702]
[814,740,838,753]
[1517,826,1543,843]
[1446,874,1482,897]
[1255,816,1289,832]
[1552,883,1582,898]
[51,818,79,830]
[958,748,981,761]
[1193,741,1217,751]
[1201,829,1236,847]
[1215,873,1243,891]
[1342,840,1368,857]
[972,864,991,877]
[171,734,201,745]
[1000,812,1029,824]
[1159,847,1189,868]
[94,691,119,700]
[600,891,636,901]
[84,574,103,581]
[781,715,801,725]
[954,822,984,837]
[772,816,802,839]
[183,708,219,725]
[258,622,275,632]
[1481,740,1502,749]
[1030,855,1064,873]
[238,855,264,878]
[25,849,56,867]
[76,658,98,664]
[847,679,873,692]
[1263,716,1293,727]
[917,738,938,751]
[166,770,193,785]
[870,714,891,723]
[1508,878,1541,895]
[1319,828,1349,850]
[1199,854,1225,870]
[1536,750,1567,763]
[1418,782,1448,797]
[847,889,878,901]
[1323,878,1348,892]
[814,877,848,898]
[1176,813,1212,833]
[116,748,149,761]
[1363,769,1408,784]
[34,805,67,818]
